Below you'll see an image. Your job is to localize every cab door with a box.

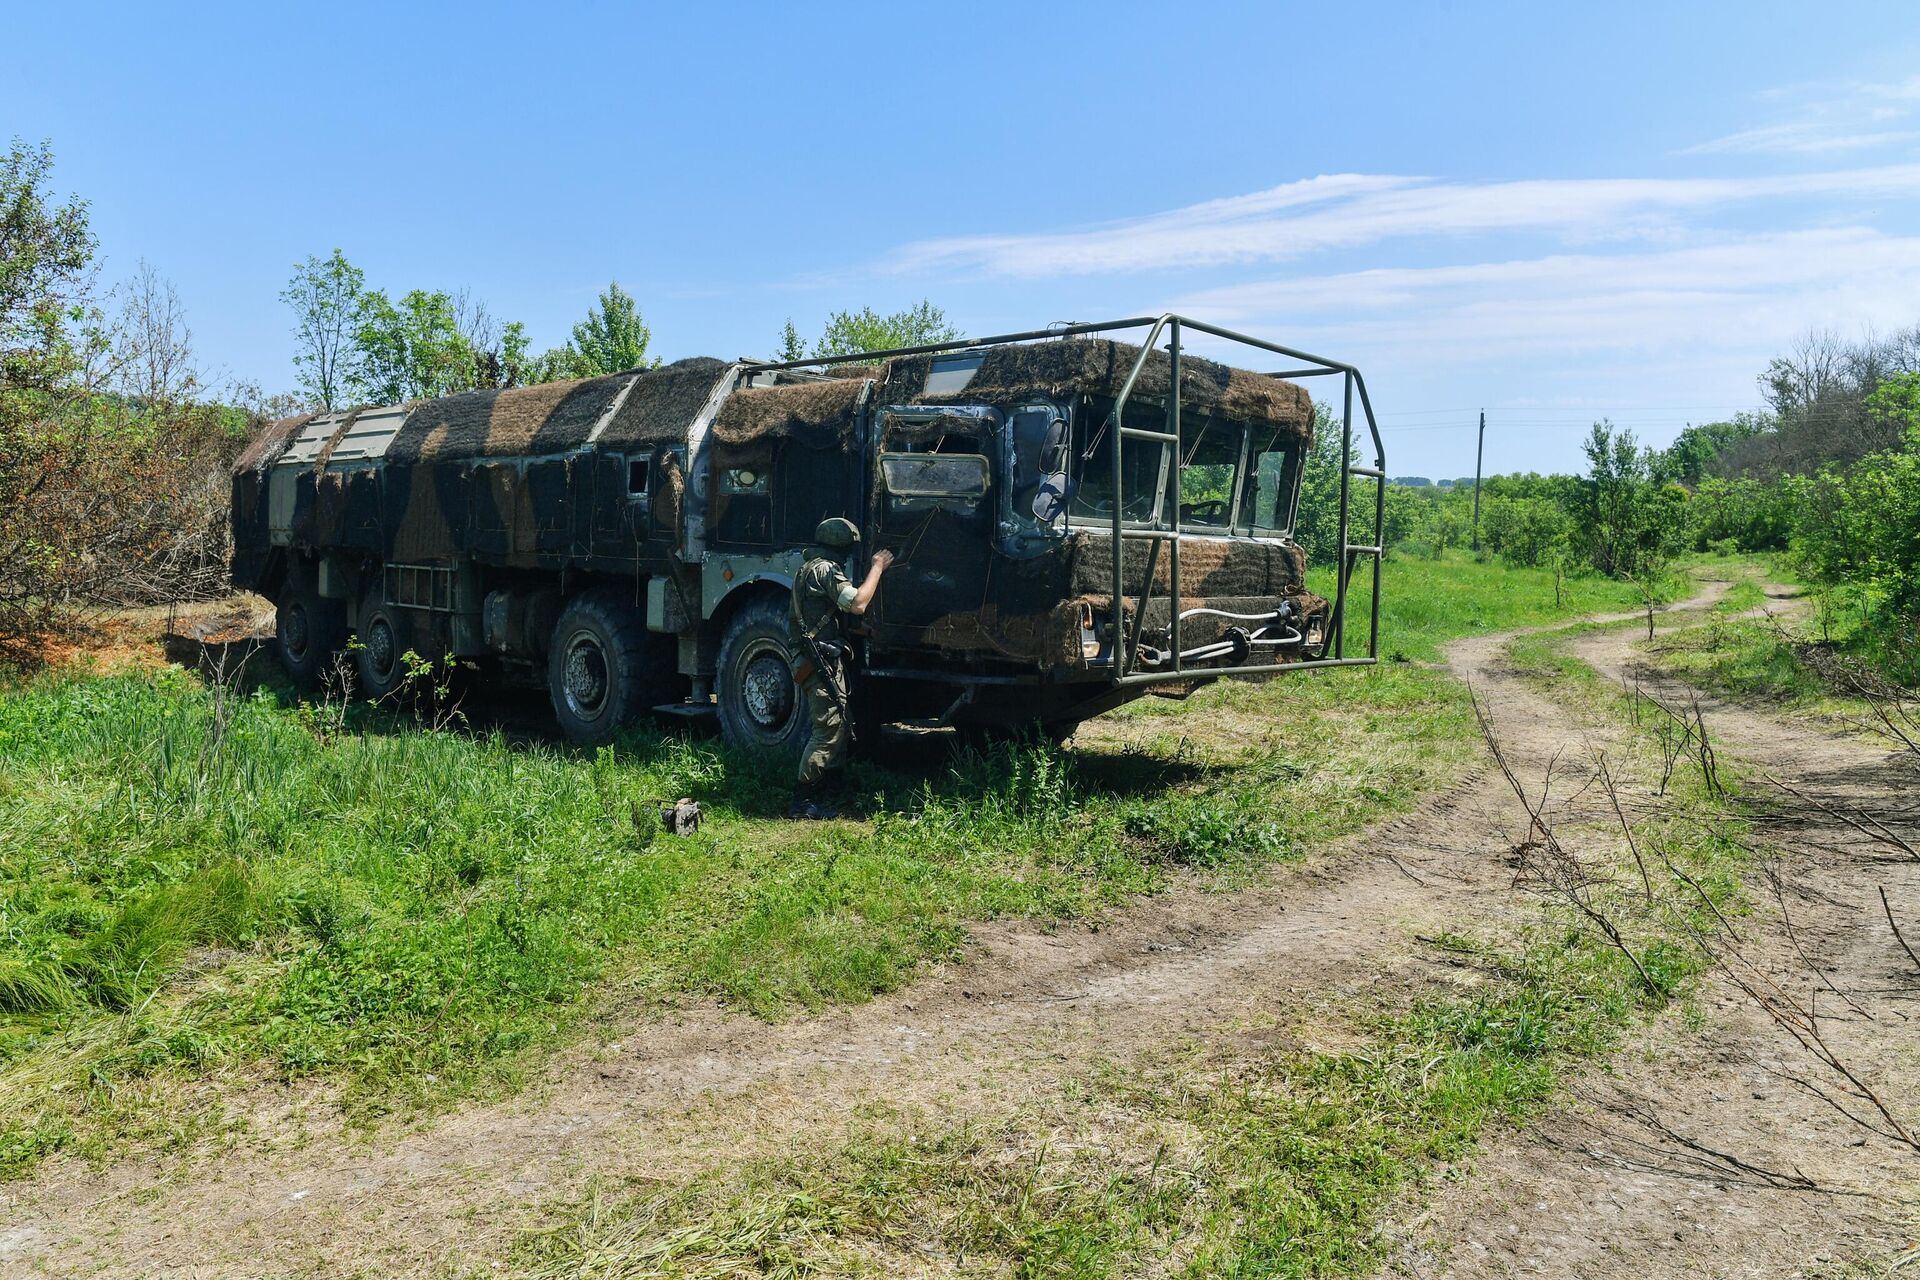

[866,405,997,650]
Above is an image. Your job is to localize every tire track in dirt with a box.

[17,582,1900,1278]
[1383,588,1919,1279]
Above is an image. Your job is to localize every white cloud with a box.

[1681,122,1918,156]
[883,165,1920,277]
[1681,75,1920,156]
[1169,228,1920,361]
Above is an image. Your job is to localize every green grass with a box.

[0,552,1655,1178]
[508,630,1754,1278]
[1339,550,1647,664]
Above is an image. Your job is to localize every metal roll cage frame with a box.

[742,314,1386,687]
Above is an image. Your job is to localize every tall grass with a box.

[0,552,1646,1175]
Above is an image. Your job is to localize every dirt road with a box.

[6,585,1915,1277]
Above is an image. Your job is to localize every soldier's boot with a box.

[787,782,840,821]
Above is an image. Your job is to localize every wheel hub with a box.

[741,647,794,731]
[563,635,610,718]
[365,617,397,680]
[281,601,310,660]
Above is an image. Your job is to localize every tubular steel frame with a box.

[742,313,1386,688]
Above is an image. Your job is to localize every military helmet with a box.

[814,517,861,548]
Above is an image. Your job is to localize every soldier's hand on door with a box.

[871,549,896,572]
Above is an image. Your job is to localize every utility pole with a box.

[1471,409,1486,552]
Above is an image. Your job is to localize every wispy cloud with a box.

[1681,75,1920,156]
[1169,228,1920,359]
[883,165,1920,277]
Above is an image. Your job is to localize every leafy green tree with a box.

[1292,404,1349,566]
[566,281,657,376]
[353,288,475,403]
[281,249,366,409]
[775,318,805,362]
[811,300,958,357]
[2,139,97,401]
[1660,414,1769,485]
[1481,495,1574,568]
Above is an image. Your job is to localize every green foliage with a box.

[1659,414,1769,485]
[1479,493,1574,568]
[282,251,540,404]
[353,287,475,403]
[1578,421,1688,580]
[279,249,364,409]
[0,138,97,399]
[1292,406,1350,566]
[1686,475,1797,553]
[1787,388,1920,677]
[774,317,805,362]
[548,281,657,378]
[805,300,958,358]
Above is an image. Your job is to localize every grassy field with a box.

[512,586,1754,1280]
[0,552,1648,1177]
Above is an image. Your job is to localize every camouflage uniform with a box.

[789,546,859,786]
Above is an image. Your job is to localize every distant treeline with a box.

[1311,328,1920,680]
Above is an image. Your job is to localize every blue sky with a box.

[9,1,1920,477]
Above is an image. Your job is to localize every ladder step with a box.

[1347,465,1385,479]
[1119,527,1179,540]
[1119,427,1178,443]
[1344,544,1383,557]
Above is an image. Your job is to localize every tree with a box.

[566,281,656,376]
[775,318,805,362]
[453,288,532,390]
[1578,421,1686,583]
[1660,414,1769,486]
[1,138,96,400]
[353,288,474,404]
[281,249,365,409]
[810,300,958,357]
[113,260,199,412]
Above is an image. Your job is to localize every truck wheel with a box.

[354,602,412,704]
[715,595,810,760]
[546,587,659,746]
[274,563,346,690]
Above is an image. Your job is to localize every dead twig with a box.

[1881,887,1920,978]
[1470,682,1662,999]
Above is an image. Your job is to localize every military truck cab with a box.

[231,315,1384,753]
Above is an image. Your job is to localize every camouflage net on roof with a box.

[385,357,731,463]
[880,338,1313,436]
[232,411,317,475]
[710,377,867,448]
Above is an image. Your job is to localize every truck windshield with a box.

[1070,397,1302,538]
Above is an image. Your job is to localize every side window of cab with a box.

[875,406,997,523]
[1002,399,1071,557]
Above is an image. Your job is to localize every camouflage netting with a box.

[233,411,318,475]
[385,357,731,463]
[710,376,867,449]
[878,338,1314,435]
[1071,532,1307,599]
[596,358,731,450]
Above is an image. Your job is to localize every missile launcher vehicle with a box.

[231,315,1386,752]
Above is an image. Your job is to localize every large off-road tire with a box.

[715,594,811,761]
[546,587,664,746]
[274,561,347,690]
[354,600,412,704]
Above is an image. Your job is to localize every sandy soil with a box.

[4,584,1914,1277]
[1381,589,1920,1278]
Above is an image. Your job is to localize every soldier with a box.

[788,517,893,819]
